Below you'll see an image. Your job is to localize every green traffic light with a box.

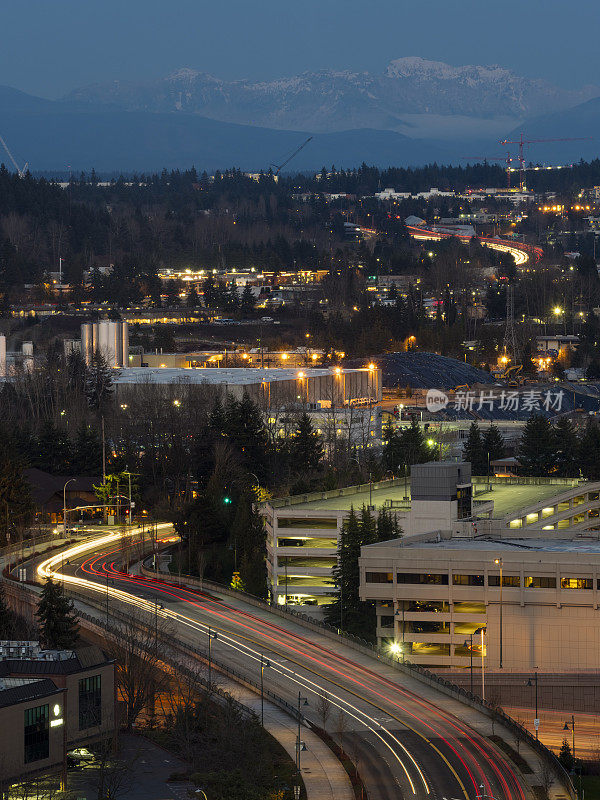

[223,496,232,505]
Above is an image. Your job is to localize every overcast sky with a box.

[3,0,599,97]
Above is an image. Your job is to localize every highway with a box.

[405,225,542,267]
[35,528,535,800]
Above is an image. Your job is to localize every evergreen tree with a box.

[71,423,102,475]
[36,578,79,649]
[482,424,505,469]
[396,418,431,469]
[382,421,402,472]
[325,506,376,639]
[0,583,15,638]
[187,285,200,307]
[558,739,574,771]
[554,417,578,477]
[579,422,600,480]
[86,351,114,410]
[290,413,324,471]
[376,507,403,542]
[519,415,556,476]
[240,284,255,314]
[463,422,487,474]
[231,498,267,597]
[35,421,71,473]
[0,450,33,543]
[208,396,226,434]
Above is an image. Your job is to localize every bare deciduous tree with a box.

[106,610,170,730]
[316,691,332,732]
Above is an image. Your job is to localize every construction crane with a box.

[499,132,591,191]
[270,136,312,176]
[0,132,27,177]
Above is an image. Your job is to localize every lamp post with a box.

[395,604,406,653]
[494,557,503,669]
[260,653,271,726]
[526,673,539,738]
[296,692,309,777]
[63,478,76,538]
[154,600,164,647]
[464,634,474,695]
[207,627,217,687]
[475,627,486,701]
[564,714,576,761]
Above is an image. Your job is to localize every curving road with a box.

[36,529,534,800]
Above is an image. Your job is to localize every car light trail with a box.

[37,530,427,797]
[35,531,528,800]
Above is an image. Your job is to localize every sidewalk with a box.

[225,682,354,800]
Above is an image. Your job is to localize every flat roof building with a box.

[113,366,382,406]
[263,461,593,630]
[0,642,115,785]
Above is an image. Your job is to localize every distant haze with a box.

[1,0,599,98]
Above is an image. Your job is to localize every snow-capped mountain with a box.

[64,57,598,138]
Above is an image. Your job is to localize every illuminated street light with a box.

[553,306,563,316]
[494,557,503,669]
[173,399,181,407]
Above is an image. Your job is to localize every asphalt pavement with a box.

[28,530,573,800]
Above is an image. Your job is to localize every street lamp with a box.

[395,604,406,652]
[494,557,503,669]
[296,692,309,776]
[564,715,576,761]
[63,478,76,538]
[389,641,403,662]
[207,627,217,687]
[260,653,271,726]
[474,627,486,701]
[154,601,164,647]
[464,634,475,695]
[526,673,539,738]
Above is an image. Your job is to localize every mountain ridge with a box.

[63,57,599,135]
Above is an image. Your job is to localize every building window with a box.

[24,704,49,763]
[589,509,600,519]
[524,576,556,589]
[561,577,593,590]
[557,518,571,529]
[488,575,520,587]
[379,615,395,628]
[573,495,585,506]
[79,675,102,730]
[397,572,448,585]
[589,492,599,502]
[558,500,570,512]
[541,506,555,518]
[509,519,523,529]
[366,572,393,584]
[453,574,484,586]
[526,512,539,524]
[573,514,585,525]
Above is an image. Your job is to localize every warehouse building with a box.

[113,366,381,406]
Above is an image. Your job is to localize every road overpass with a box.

[26,527,572,800]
